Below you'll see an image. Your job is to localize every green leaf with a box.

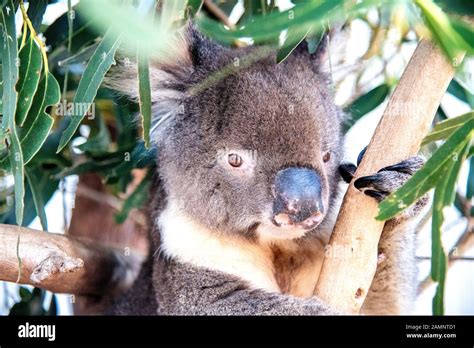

[277,25,312,64]
[0,73,61,171]
[57,28,122,152]
[0,162,59,227]
[115,170,152,224]
[1,1,24,226]
[185,0,204,18]
[197,0,344,45]
[447,78,474,107]
[16,39,42,127]
[431,192,446,315]
[377,118,474,221]
[76,112,111,155]
[8,131,24,226]
[415,0,473,63]
[430,154,453,315]
[138,47,152,148]
[343,84,390,132]
[421,112,474,146]
[9,287,47,315]
[58,42,100,67]
[442,140,470,206]
[25,167,48,231]
[77,0,173,59]
[434,0,474,15]
[467,157,474,200]
[239,0,273,24]
[1,1,19,131]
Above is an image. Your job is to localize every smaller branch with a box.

[0,224,145,296]
[19,0,49,73]
[75,185,148,228]
[203,0,235,30]
[417,256,474,261]
[418,229,474,294]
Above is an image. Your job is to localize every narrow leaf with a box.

[344,84,390,131]
[467,157,474,200]
[58,42,100,67]
[138,48,152,148]
[25,167,48,231]
[277,25,311,64]
[447,78,474,107]
[57,29,122,152]
[1,1,24,226]
[20,73,60,164]
[0,73,61,170]
[1,1,19,130]
[421,111,474,145]
[8,132,24,226]
[197,0,344,45]
[16,39,42,126]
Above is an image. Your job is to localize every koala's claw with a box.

[340,154,426,204]
[377,156,424,175]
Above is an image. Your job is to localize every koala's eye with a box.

[228,153,243,167]
[323,151,331,163]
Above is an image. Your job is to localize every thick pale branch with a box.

[314,40,455,313]
[0,224,145,295]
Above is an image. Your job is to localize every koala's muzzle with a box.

[272,167,324,230]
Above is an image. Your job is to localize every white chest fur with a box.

[158,203,326,297]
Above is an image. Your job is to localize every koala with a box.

[105,24,428,315]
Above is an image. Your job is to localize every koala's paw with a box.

[339,150,429,220]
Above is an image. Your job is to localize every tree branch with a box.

[314,40,455,313]
[418,227,474,294]
[0,224,145,296]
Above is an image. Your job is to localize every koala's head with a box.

[111,25,344,241]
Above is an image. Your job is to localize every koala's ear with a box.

[291,26,348,75]
[104,23,225,140]
[105,23,220,100]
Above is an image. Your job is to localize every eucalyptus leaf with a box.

[138,47,152,148]
[277,25,312,64]
[58,42,100,67]
[25,167,48,231]
[421,112,474,146]
[415,0,473,63]
[343,84,390,132]
[16,39,42,127]
[185,0,204,18]
[1,1,19,130]
[466,157,474,200]
[1,1,24,226]
[57,28,122,152]
[197,0,344,45]
[0,73,61,171]
[447,78,474,107]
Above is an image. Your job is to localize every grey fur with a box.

[106,24,428,316]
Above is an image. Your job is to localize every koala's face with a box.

[156,39,344,241]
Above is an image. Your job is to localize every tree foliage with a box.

[0,0,473,315]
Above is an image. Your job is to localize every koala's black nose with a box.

[272,167,324,229]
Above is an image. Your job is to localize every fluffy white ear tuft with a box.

[103,24,198,141]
